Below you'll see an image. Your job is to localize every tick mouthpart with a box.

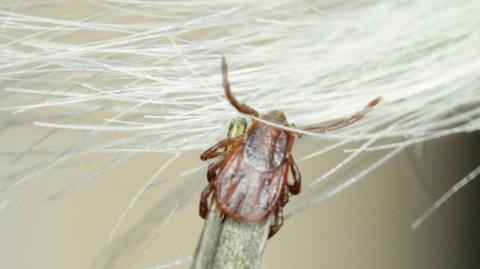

[262,110,287,125]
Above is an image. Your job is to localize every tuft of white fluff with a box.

[1,0,480,267]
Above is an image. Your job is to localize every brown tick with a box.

[199,56,381,238]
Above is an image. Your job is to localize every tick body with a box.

[199,57,381,238]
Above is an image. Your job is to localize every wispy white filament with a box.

[106,153,180,245]
[412,165,480,230]
[145,256,192,269]
[1,0,480,268]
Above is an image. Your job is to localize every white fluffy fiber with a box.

[1,0,480,267]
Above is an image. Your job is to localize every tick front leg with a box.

[200,137,237,161]
[222,56,259,117]
[288,155,301,195]
[303,96,381,133]
[199,184,213,219]
[268,207,284,238]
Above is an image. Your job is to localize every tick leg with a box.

[288,155,301,195]
[222,56,259,117]
[268,207,284,238]
[207,160,221,182]
[200,137,237,161]
[199,184,213,219]
[303,97,381,133]
[281,187,290,206]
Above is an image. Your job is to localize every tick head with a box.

[262,110,288,125]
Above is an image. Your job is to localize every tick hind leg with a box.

[268,206,284,238]
[268,177,292,238]
[221,56,259,117]
[303,96,381,133]
[199,184,213,219]
[288,155,301,195]
[200,159,223,218]
[281,188,290,206]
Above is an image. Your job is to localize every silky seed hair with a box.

[1,1,479,267]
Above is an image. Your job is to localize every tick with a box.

[199,56,381,238]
